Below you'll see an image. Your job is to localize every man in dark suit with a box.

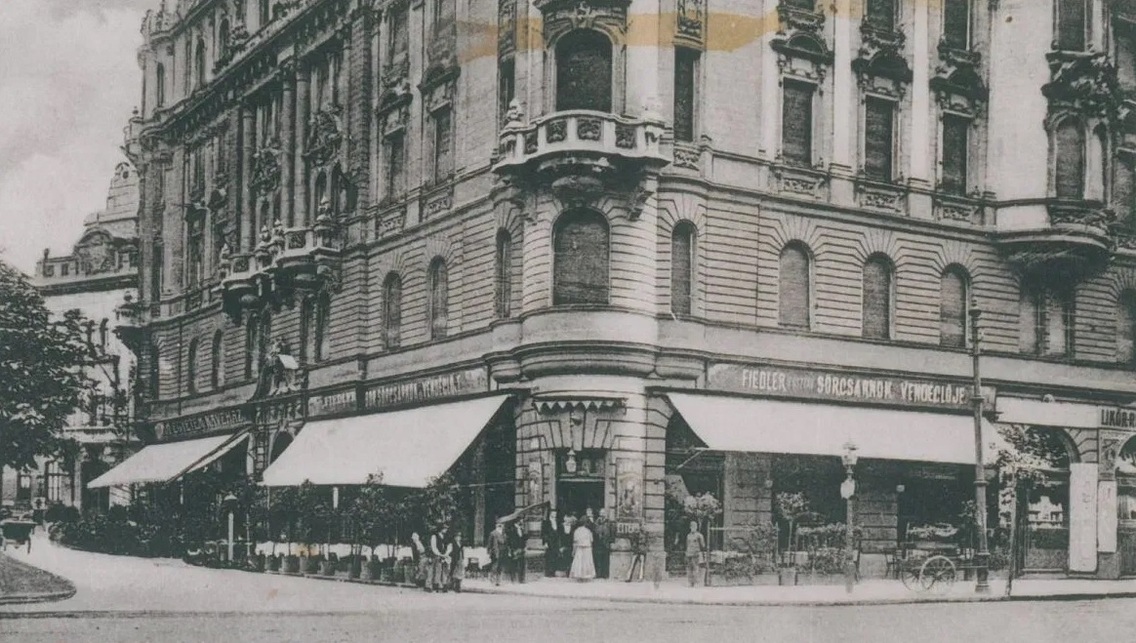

[593,508,612,579]
[541,509,560,577]
[507,520,527,583]
[487,521,508,586]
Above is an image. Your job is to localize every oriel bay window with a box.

[673,47,699,143]
[553,209,610,305]
[864,97,896,182]
[556,30,613,112]
[941,114,970,194]
[782,80,815,167]
[1054,118,1086,199]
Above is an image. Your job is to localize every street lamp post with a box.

[968,297,991,594]
[840,442,859,594]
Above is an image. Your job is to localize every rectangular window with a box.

[942,0,971,50]
[16,471,32,501]
[673,47,699,143]
[782,80,815,167]
[1056,0,1087,52]
[385,132,405,198]
[151,243,164,303]
[390,6,409,59]
[941,114,970,195]
[864,97,895,182]
[866,0,896,32]
[432,107,453,183]
[498,59,516,126]
[61,263,70,277]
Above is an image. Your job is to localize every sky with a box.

[0,0,155,274]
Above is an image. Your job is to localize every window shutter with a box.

[862,258,891,340]
[671,224,694,315]
[556,31,613,112]
[554,211,610,305]
[782,81,814,167]
[1054,121,1085,199]
[1057,0,1086,52]
[942,0,970,50]
[940,270,967,348]
[941,115,969,195]
[779,245,811,329]
[864,98,894,182]
[673,48,698,143]
[866,0,896,31]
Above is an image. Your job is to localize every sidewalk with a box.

[460,574,1136,607]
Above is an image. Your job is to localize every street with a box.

[2,543,1133,642]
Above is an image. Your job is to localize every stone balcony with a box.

[492,108,669,182]
[218,216,342,321]
[995,199,1114,275]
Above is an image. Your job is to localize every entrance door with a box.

[554,449,606,521]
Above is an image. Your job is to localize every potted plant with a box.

[774,492,811,586]
[320,552,338,576]
[267,553,282,572]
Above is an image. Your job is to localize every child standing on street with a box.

[685,521,706,587]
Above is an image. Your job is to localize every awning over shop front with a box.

[259,395,511,488]
[87,431,248,489]
[667,393,1003,465]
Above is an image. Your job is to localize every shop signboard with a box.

[708,363,995,411]
[1069,463,1099,572]
[1098,407,1136,430]
[154,407,248,440]
[306,388,358,419]
[1099,480,1118,554]
[363,367,489,411]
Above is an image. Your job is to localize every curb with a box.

[0,587,77,606]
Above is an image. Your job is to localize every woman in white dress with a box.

[569,518,596,581]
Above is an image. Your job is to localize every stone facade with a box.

[119,0,1136,577]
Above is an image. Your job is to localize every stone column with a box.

[295,66,311,226]
[240,106,256,251]
[281,60,297,227]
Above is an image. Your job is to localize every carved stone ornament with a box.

[857,182,905,213]
[498,0,517,55]
[771,2,831,65]
[250,141,282,194]
[305,106,344,166]
[676,0,705,41]
[1042,51,1122,119]
[673,144,701,170]
[75,234,115,275]
[537,0,630,44]
[377,207,406,239]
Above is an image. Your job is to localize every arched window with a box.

[184,40,192,93]
[299,297,314,362]
[778,243,811,329]
[383,272,402,349]
[553,210,610,305]
[495,230,513,319]
[862,254,894,340]
[555,30,613,112]
[940,267,969,348]
[1054,118,1086,199]
[671,222,696,315]
[315,293,331,361]
[155,63,166,107]
[187,338,199,394]
[194,37,206,88]
[210,330,224,389]
[428,258,449,340]
[1118,290,1136,365]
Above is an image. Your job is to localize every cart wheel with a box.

[900,561,922,591]
[919,556,956,593]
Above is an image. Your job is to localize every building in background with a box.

[0,162,141,514]
[105,0,1136,579]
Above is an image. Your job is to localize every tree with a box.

[0,259,93,471]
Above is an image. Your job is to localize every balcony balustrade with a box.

[995,199,1114,274]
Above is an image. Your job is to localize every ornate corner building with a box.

[1,163,141,514]
[107,0,1136,579]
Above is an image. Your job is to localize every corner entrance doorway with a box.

[555,449,606,521]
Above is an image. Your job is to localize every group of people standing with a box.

[541,507,612,581]
[409,525,467,593]
[486,518,530,586]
